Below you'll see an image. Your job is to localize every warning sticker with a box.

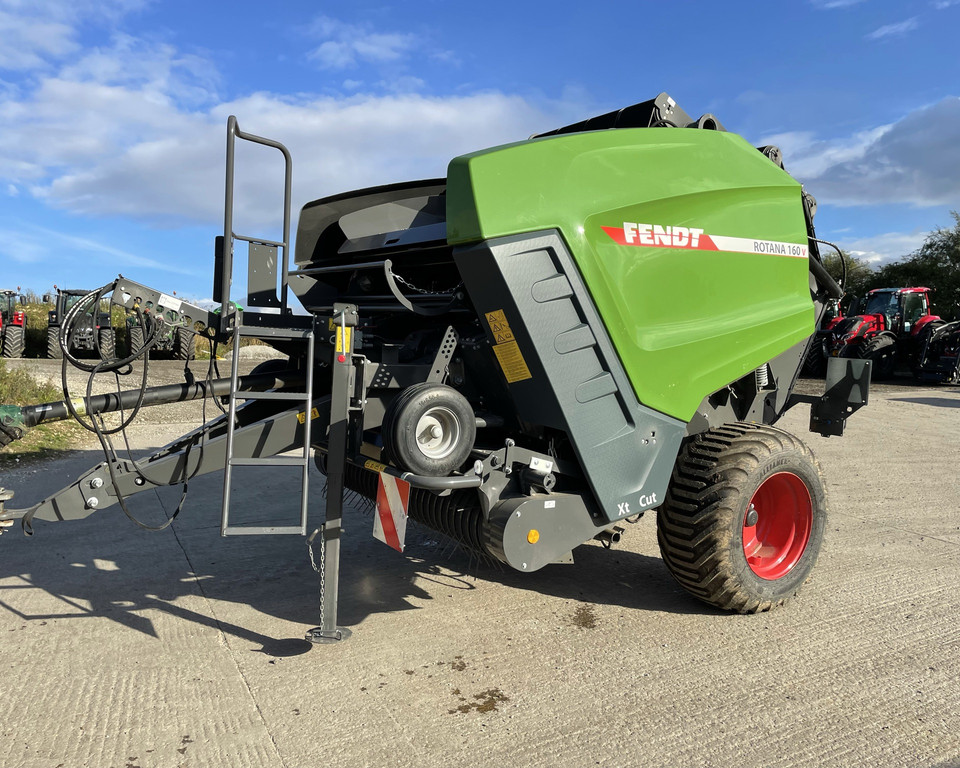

[364,459,387,474]
[485,308,532,383]
[493,341,532,383]
[297,407,320,424]
[335,326,352,354]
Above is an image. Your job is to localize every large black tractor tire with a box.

[657,423,827,614]
[127,326,145,357]
[46,326,62,359]
[174,327,195,360]
[98,328,116,361]
[382,382,476,476]
[858,334,896,379]
[801,342,827,378]
[1,325,24,358]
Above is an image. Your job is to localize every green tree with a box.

[822,249,875,302]
[873,212,960,319]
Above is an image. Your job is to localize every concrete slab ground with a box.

[1,370,958,768]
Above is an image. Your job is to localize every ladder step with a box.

[236,325,313,339]
[233,390,309,401]
[228,456,308,467]
[222,525,306,536]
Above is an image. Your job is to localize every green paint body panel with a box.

[447,129,814,422]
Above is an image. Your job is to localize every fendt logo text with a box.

[601,222,808,259]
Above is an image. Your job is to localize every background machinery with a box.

[0,289,25,359]
[827,287,940,378]
[0,94,870,639]
[43,287,116,360]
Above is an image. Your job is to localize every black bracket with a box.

[791,357,871,437]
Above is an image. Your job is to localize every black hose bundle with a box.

[55,281,222,532]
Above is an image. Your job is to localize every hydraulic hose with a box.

[7,371,305,429]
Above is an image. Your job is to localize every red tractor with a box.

[827,287,940,378]
[0,290,26,359]
[802,297,845,376]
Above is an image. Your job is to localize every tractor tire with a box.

[127,326,145,357]
[801,343,827,378]
[98,328,116,361]
[382,382,476,476]
[2,325,24,358]
[174,327,195,360]
[858,334,896,379]
[657,423,827,614]
[47,326,62,359]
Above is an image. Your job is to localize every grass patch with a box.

[0,359,84,464]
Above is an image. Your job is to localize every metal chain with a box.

[307,526,326,628]
[391,271,463,296]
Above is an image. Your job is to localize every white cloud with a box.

[809,0,866,8]
[837,230,930,266]
[0,222,200,272]
[866,17,920,39]
[767,98,960,208]
[307,16,418,70]
[1,68,573,231]
[0,9,76,69]
[0,1,147,71]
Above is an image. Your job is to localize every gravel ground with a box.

[0,364,958,768]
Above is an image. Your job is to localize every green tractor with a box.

[0,289,26,359]
[1,94,869,631]
[43,287,115,360]
[125,312,195,359]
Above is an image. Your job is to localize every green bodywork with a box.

[446,129,814,422]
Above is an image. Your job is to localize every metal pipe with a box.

[16,371,305,428]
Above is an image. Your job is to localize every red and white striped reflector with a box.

[373,472,410,552]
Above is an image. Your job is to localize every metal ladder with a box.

[214,115,352,641]
[220,322,315,535]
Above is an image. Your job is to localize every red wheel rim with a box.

[742,472,813,580]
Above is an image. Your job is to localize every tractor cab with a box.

[859,287,932,335]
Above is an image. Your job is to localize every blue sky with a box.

[1,0,959,300]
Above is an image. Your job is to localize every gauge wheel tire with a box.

[382,382,476,477]
[46,326,62,359]
[98,328,116,360]
[1,325,24,358]
[657,423,827,614]
[127,326,145,357]
[859,334,896,379]
[174,327,195,360]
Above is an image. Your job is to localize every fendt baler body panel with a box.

[454,231,687,523]
[447,128,814,422]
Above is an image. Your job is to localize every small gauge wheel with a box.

[382,383,476,476]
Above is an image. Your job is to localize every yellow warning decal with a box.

[485,309,507,326]
[493,341,532,383]
[485,308,532,383]
[70,397,87,416]
[335,326,352,354]
[297,407,320,424]
[364,459,387,473]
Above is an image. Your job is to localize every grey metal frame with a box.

[221,115,293,334]
[220,323,316,536]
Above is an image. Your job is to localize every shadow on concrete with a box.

[890,396,960,409]
[0,447,716,651]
